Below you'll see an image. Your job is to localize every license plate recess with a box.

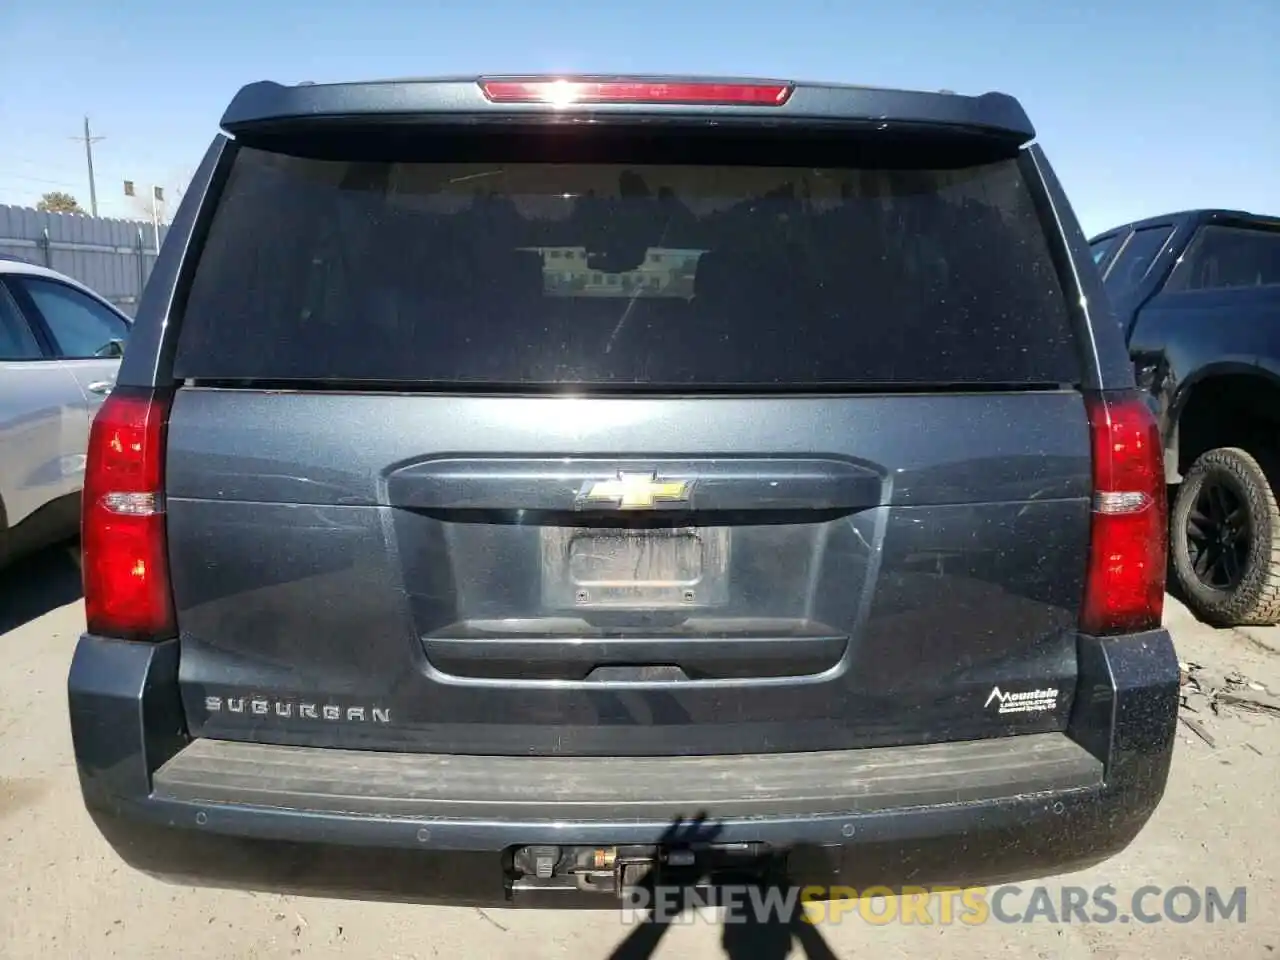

[540,526,730,610]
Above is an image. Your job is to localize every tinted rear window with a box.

[174,144,1079,387]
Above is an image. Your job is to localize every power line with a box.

[1,155,80,170]
[69,116,105,216]
[0,170,82,189]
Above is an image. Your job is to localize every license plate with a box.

[540,526,730,609]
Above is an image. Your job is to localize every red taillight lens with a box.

[82,387,175,641]
[478,78,793,107]
[1081,392,1167,636]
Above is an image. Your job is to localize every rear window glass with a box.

[174,145,1079,387]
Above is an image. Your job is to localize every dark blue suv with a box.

[67,75,1179,905]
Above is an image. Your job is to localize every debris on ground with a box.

[1217,689,1280,716]
[1178,714,1217,747]
[1179,661,1278,746]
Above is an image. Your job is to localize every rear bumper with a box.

[68,630,1179,906]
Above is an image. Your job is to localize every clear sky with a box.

[0,0,1275,235]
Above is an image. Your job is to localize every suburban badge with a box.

[204,695,391,724]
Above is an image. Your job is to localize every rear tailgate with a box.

[164,100,1093,756]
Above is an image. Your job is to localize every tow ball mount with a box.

[510,843,775,897]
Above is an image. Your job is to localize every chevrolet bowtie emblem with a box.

[579,472,692,509]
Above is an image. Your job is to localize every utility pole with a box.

[71,116,105,216]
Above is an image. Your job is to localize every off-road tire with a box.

[1171,447,1280,626]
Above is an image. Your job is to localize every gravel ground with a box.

[1,545,1276,958]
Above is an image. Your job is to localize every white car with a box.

[0,257,131,568]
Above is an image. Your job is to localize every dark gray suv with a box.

[68,75,1179,905]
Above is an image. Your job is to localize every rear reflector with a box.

[82,387,176,641]
[478,79,793,107]
[1081,392,1167,636]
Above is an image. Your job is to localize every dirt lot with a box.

[1,546,1277,958]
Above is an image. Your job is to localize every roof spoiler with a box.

[219,76,1036,145]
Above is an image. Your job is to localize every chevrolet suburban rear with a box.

[67,75,1180,905]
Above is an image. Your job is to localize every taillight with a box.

[478,78,794,107]
[1081,391,1167,636]
[82,387,176,641]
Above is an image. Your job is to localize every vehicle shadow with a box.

[0,540,83,634]
[605,815,841,960]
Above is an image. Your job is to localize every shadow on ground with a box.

[604,816,842,960]
[609,907,840,960]
[0,540,82,634]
